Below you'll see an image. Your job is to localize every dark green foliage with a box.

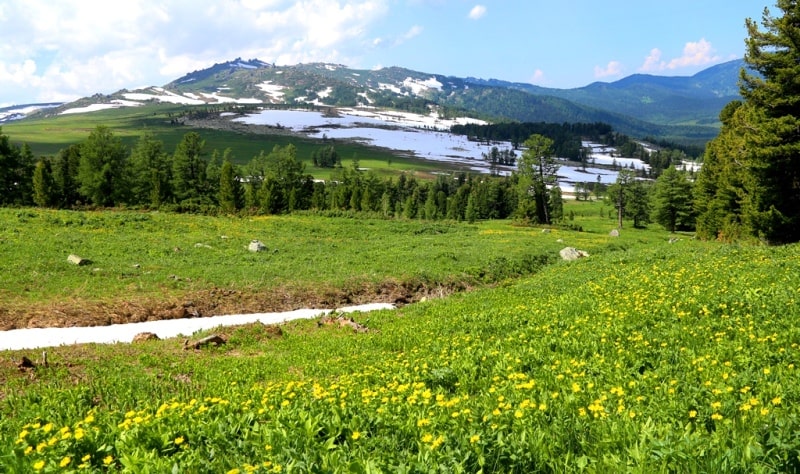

[171,131,207,204]
[32,158,57,208]
[607,169,651,229]
[515,134,559,224]
[311,145,340,168]
[653,167,694,232]
[0,127,33,205]
[78,126,129,206]
[696,1,800,243]
[129,131,171,207]
[52,144,81,208]
[218,158,242,213]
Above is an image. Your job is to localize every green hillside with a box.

[2,205,799,472]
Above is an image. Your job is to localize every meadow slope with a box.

[2,207,800,471]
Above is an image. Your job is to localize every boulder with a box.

[248,240,267,252]
[67,254,90,266]
[609,229,620,237]
[132,332,160,343]
[559,247,589,261]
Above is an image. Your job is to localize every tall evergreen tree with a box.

[78,126,128,206]
[129,131,171,207]
[218,158,242,214]
[654,166,694,232]
[32,158,57,207]
[696,1,800,243]
[515,134,559,224]
[52,144,82,208]
[171,132,207,204]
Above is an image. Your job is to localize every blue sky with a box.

[0,0,766,106]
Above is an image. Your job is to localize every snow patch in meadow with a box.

[60,100,144,115]
[0,304,396,351]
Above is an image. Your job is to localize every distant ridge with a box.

[24,59,746,145]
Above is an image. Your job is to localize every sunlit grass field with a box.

[3,203,799,471]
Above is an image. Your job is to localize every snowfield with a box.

[0,304,396,351]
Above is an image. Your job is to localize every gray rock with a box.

[132,332,160,343]
[609,229,620,237]
[67,254,90,266]
[559,247,590,261]
[248,240,267,252]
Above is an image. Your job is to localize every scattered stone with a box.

[18,356,36,369]
[132,264,141,269]
[559,247,590,261]
[194,243,212,249]
[132,332,160,343]
[319,314,370,333]
[609,229,620,237]
[220,235,229,240]
[67,254,90,266]
[541,228,551,234]
[556,238,564,243]
[248,240,267,252]
[184,334,227,350]
[669,237,680,244]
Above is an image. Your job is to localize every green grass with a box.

[1,104,459,178]
[4,206,798,471]
[0,202,641,326]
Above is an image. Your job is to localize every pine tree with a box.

[218,158,241,214]
[32,159,56,207]
[77,126,128,206]
[696,2,800,243]
[171,132,206,204]
[515,134,559,224]
[654,166,694,232]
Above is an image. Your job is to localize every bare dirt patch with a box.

[0,279,467,330]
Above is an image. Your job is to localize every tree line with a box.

[3,126,577,224]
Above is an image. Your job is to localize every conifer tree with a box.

[696,1,800,243]
[32,159,56,207]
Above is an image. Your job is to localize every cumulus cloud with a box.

[0,0,391,104]
[468,5,487,20]
[639,38,720,72]
[594,61,623,79]
[530,69,546,84]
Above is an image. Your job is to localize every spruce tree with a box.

[32,159,56,207]
[697,1,800,243]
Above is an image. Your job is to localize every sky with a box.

[0,0,768,107]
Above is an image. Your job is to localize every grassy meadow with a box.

[1,104,455,179]
[2,201,800,471]
[0,202,631,329]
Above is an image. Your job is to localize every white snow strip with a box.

[0,303,395,351]
[378,83,402,94]
[59,99,144,115]
[122,92,204,105]
[402,77,442,95]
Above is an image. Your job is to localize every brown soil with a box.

[0,280,467,330]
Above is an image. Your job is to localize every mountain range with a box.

[14,58,747,146]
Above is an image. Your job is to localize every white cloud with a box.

[594,61,623,79]
[0,0,392,104]
[468,5,487,20]
[639,38,720,73]
[395,25,423,45]
[530,69,546,84]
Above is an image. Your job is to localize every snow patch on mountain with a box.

[61,100,143,115]
[403,77,443,95]
[257,82,286,101]
[379,83,402,94]
[123,89,204,105]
